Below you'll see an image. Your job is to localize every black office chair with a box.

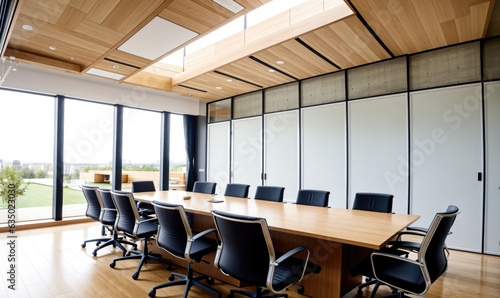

[148,201,221,298]
[389,205,457,256]
[254,186,285,202]
[224,183,250,198]
[295,189,330,207]
[109,190,170,280]
[212,210,321,298]
[193,181,217,194]
[370,206,460,297]
[131,180,156,216]
[350,192,395,296]
[352,192,394,213]
[80,185,136,256]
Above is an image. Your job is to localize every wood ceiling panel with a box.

[299,16,391,69]
[217,57,294,88]
[181,71,260,99]
[92,60,137,77]
[107,50,151,68]
[253,39,339,80]
[349,0,494,56]
[159,0,234,34]
[85,0,121,24]
[101,0,164,34]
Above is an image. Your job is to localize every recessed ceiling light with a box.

[269,69,276,72]
[70,57,75,60]
[22,24,33,31]
[49,46,57,51]
[113,65,120,69]
[226,79,233,82]
[215,86,222,90]
[276,60,284,64]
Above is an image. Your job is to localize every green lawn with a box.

[0,182,107,208]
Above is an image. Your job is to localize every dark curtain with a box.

[184,115,197,191]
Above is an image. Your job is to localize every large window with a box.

[0,89,54,222]
[63,99,114,217]
[169,114,186,190]
[122,108,161,190]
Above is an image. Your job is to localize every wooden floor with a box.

[0,222,498,298]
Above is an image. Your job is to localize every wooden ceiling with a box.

[2,0,497,102]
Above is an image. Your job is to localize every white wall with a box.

[2,63,200,115]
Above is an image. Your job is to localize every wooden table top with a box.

[133,190,419,250]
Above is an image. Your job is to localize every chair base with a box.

[228,286,287,298]
[109,239,171,280]
[148,264,220,298]
[81,232,137,257]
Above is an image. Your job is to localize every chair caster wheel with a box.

[92,251,97,257]
[81,243,86,248]
[132,272,139,280]
[109,262,116,268]
[168,274,175,281]
[297,287,304,294]
[148,289,156,297]
[207,277,214,285]
[357,289,363,296]
[96,241,101,246]
[228,293,234,298]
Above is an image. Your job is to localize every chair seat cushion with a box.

[136,220,159,238]
[189,235,218,261]
[374,259,426,294]
[271,253,321,291]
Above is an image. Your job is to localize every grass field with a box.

[0,182,107,208]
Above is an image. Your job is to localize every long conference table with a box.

[133,190,419,298]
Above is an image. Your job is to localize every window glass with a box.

[208,98,232,123]
[169,114,186,190]
[0,89,54,223]
[122,108,161,190]
[64,99,114,217]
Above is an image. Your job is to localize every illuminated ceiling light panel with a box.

[119,17,198,60]
[87,68,124,80]
[213,0,244,14]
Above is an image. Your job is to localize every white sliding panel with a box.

[207,122,230,195]
[348,94,409,213]
[263,110,299,201]
[232,116,262,197]
[410,84,483,252]
[484,81,500,255]
[301,103,346,208]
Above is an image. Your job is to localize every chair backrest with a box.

[110,190,140,236]
[352,192,393,213]
[81,185,102,221]
[296,189,330,207]
[254,186,285,202]
[152,200,191,259]
[224,183,250,198]
[131,180,156,192]
[193,181,217,194]
[212,210,274,287]
[419,205,459,283]
[97,188,118,220]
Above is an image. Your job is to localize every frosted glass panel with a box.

[232,117,262,197]
[264,110,299,201]
[410,84,483,252]
[348,94,408,213]
[301,103,346,207]
[207,122,230,194]
[484,81,500,255]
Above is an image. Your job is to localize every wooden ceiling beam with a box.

[4,48,81,73]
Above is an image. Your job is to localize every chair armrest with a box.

[192,228,217,241]
[396,230,426,241]
[139,217,158,223]
[274,245,309,265]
